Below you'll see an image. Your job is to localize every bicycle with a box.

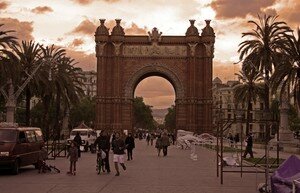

[37,160,60,174]
[96,150,106,174]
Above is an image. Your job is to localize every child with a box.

[67,141,78,175]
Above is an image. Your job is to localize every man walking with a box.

[94,131,111,173]
[161,133,170,156]
[112,132,126,176]
[125,133,135,161]
[243,133,254,158]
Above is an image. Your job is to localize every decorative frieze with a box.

[123,45,187,57]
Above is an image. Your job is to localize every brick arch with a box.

[124,64,184,100]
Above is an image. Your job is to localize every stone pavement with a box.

[0,140,266,193]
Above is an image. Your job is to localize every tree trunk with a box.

[246,99,251,135]
[54,84,61,140]
[25,87,31,126]
[42,95,51,141]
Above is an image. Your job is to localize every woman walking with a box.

[67,141,78,175]
[155,135,162,156]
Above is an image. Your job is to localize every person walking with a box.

[155,135,162,156]
[67,141,78,175]
[112,133,126,176]
[150,133,155,146]
[146,133,150,145]
[94,131,111,173]
[243,133,254,158]
[125,133,135,161]
[161,133,170,156]
[73,132,82,158]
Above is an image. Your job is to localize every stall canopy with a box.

[271,155,300,193]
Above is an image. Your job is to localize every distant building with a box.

[212,77,266,141]
[80,70,97,98]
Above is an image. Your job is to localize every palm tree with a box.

[12,41,42,126]
[238,15,291,112]
[234,69,265,135]
[0,24,18,91]
[271,28,300,109]
[38,45,66,140]
[52,56,84,140]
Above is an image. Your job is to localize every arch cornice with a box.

[124,63,184,99]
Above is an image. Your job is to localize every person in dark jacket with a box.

[73,132,82,158]
[161,133,170,156]
[243,133,254,158]
[94,131,111,173]
[125,133,135,161]
[112,133,126,176]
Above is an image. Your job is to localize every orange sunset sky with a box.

[0,0,299,108]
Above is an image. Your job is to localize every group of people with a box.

[155,133,171,156]
[66,131,136,176]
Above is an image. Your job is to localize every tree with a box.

[238,15,291,139]
[164,105,175,132]
[234,69,265,134]
[133,97,155,130]
[69,97,95,129]
[12,41,42,126]
[238,15,291,110]
[271,28,300,110]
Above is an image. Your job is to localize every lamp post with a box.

[235,107,244,178]
[0,57,50,124]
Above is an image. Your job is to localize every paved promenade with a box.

[0,140,266,193]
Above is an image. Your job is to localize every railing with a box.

[46,140,67,160]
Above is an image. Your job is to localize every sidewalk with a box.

[0,140,265,193]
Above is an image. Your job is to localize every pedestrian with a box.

[146,133,150,145]
[150,133,155,146]
[67,141,78,175]
[155,135,162,156]
[234,133,240,148]
[94,131,111,173]
[161,133,170,156]
[243,133,254,158]
[112,132,126,176]
[228,133,234,147]
[73,132,82,158]
[125,133,135,161]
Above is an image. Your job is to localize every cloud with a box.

[210,0,276,19]
[135,76,175,108]
[31,6,53,14]
[213,62,241,82]
[71,0,94,5]
[70,19,97,35]
[0,1,9,10]
[278,0,300,27]
[70,38,84,47]
[125,23,147,35]
[69,19,148,36]
[0,17,34,41]
[65,49,96,71]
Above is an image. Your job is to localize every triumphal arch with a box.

[94,19,215,133]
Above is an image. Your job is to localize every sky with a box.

[0,0,299,109]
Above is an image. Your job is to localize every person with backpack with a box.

[155,135,162,156]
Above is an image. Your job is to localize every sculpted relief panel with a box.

[123,45,187,57]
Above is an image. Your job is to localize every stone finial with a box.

[95,19,109,36]
[112,19,125,36]
[185,19,199,37]
[201,19,215,36]
[148,27,162,43]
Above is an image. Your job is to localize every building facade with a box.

[212,77,266,140]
